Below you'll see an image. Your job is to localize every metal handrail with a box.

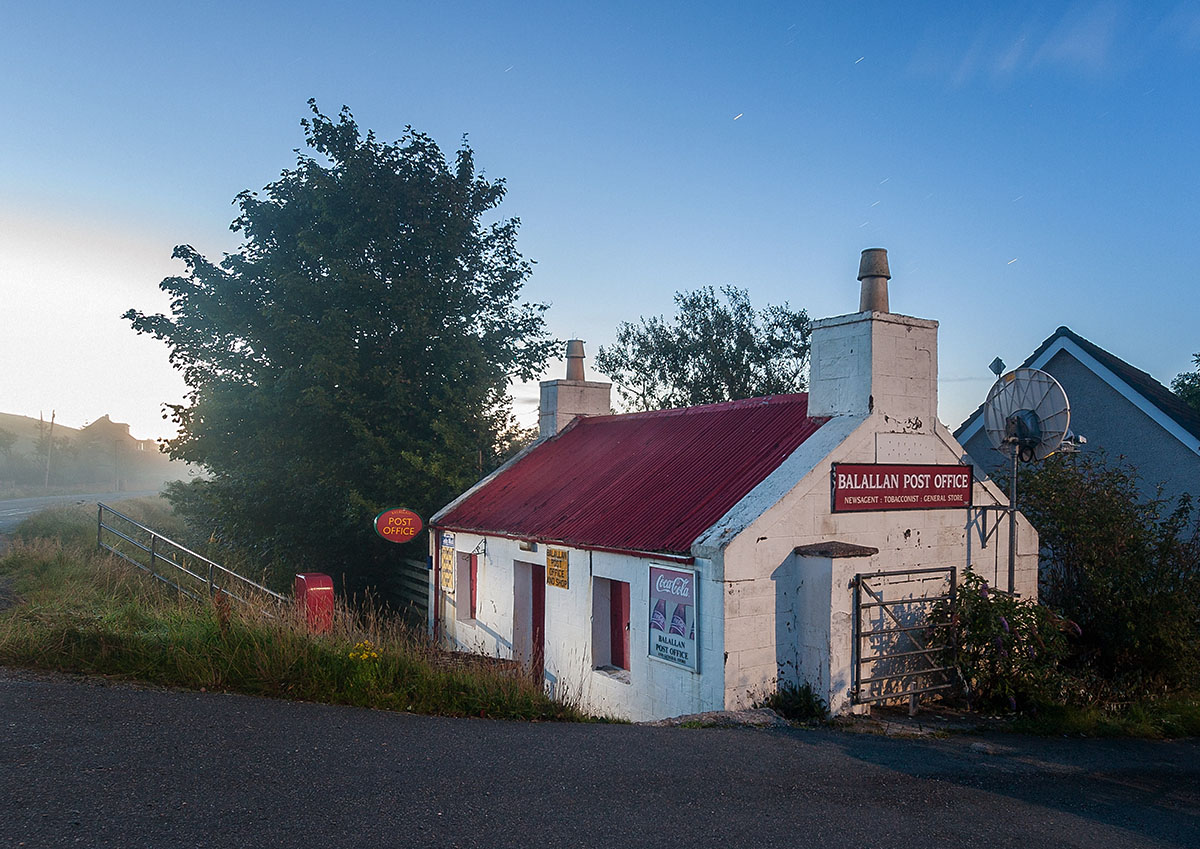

[98,502,286,607]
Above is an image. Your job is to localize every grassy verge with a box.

[0,503,583,721]
[1008,697,1200,739]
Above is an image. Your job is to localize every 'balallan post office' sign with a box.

[832,463,973,512]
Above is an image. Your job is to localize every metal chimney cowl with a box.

[857,247,890,313]
[565,339,586,381]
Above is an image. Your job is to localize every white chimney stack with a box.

[807,249,938,431]
[539,340,612,439]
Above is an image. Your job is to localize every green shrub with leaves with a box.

[1012,452,1200,694]
[932,570,1072,712]
[759,681,827,722]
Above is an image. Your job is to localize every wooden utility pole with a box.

[43,410,55,488]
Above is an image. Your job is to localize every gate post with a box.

[851,573,862,704]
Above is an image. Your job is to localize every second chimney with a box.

[539,340,612,439]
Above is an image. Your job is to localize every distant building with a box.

[427,250,1035,722]
[955,326,1200,505]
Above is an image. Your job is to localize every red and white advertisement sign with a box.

[831,463,973,512]
[648,565,698,672]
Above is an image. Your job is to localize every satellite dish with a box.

[983,368,1070,462]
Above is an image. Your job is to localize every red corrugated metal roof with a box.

[435,394,829,556]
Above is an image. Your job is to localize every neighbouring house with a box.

[0,411,180,491]
[428,249,1037,721]
[955,326,1200,505]
[78,415,166,492]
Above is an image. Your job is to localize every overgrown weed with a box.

[758,682,828,723]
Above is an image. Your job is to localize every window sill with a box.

[593,665,631,685]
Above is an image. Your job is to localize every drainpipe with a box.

[432,529,441,641]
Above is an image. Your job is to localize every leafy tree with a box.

[1012,452,1200,695]
[594,286,811,411]
[1173,353,1200,413]
[125,102,555,596]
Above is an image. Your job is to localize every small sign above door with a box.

[546,547,569,589]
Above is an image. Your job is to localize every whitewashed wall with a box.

[431,532,726,722]
[712,416,1038,715]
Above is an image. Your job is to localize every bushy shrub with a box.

[759,681,827,721]
[1013,453,1200,694]
[932,570,1072,712]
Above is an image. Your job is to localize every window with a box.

[592,577,630,675]
[455,552,477,621]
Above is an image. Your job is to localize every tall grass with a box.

[0,504,582,721]
[1008,698,1200,739]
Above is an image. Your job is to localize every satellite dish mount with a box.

[981,368,1071,593]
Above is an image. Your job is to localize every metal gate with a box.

[851,567,956,705]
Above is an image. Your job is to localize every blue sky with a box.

[2,1,1198,439]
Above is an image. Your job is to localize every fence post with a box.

[97,505,103,549]
[949,566,959,690]
[207,563,215,597]
[149,535,157,578]
[851,574,862,704]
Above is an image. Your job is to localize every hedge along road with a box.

[2,668,1196,848]
[0,490,160,534]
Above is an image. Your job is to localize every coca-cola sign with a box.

[649,565,698,672]
[831,463,973,512]
[654,574,691,598]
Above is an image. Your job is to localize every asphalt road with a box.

[0,490,160,533]
[1,668,1196,848]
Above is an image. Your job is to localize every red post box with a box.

[294,573,334,633]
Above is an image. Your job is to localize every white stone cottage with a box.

[429,249,1037,721]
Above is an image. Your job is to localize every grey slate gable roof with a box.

[954,326,1200,445]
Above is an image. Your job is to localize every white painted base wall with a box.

[715,415,1038,715]
[432,532,726,722]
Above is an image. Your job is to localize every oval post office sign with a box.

[374,508,423,543]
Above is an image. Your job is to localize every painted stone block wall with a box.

[718,417,1037,714]
[432,533,725,721]
[808,311,938,430]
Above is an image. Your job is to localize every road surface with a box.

[1,667,1196,848]
[0,490,160,533]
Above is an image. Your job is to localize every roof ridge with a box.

[954,325,1200,443]
[585,392,810,424]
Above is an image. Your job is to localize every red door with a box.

[531,564,545,682]
[610,580,630,669]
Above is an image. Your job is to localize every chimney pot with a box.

[857,247,890,312]
[565,339,585,381]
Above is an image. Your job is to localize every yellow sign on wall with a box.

[546,547,569,589]
[440,532,455,592]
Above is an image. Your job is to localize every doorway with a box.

[513,560,545,682]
